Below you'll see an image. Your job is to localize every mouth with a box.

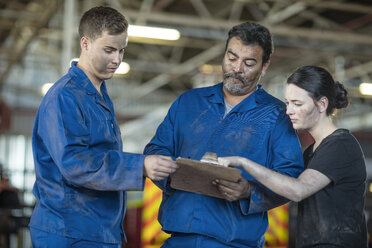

[225,75,245,85]
[107,68,117,72]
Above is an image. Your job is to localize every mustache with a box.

[223,73,246,84]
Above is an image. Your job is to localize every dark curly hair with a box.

[225,22,273,65]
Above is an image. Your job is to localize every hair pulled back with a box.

[287,66,348,115]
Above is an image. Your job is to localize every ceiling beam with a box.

[134,0,155,24]
[117,42,224,106]
[304,0,372,15]
[239,0,372,15]
[338,111,372,132]
[270,24,372,46]
[190,0,211,18]
[121,9,372,45]
[0,0,62,89]
[344,60,372,80]
[264,2,307,24]
[152,0,176,11]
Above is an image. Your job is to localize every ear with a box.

[317,96,328,113]
[80,36,89,51]
[261,60,270,77]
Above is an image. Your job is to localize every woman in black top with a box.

[217,66,367,247]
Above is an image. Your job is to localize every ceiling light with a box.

[198,64,222,74]
[41,83,54,96]
[359,83,372,96]
[115,62,130,75]
[41,60,130,95]
[69,58,130,75]
[70,58,79,65]
[128,25,180,41]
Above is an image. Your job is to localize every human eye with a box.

[104,47,116,54]
[228,55,236,61]
[244,60,256,67]
[227,51,237,61]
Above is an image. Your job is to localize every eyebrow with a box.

[286,99,303,103]
[104,46,126,51]
[227,49,257,62]
[227,50,238,57]
[104,46,116,50]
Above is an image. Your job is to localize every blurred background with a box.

[1,0,372,247]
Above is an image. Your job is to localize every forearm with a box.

[57,149,145,191]
[220,156,331,204]
[230,157,307,202]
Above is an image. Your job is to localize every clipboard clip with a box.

[200,152,219,165]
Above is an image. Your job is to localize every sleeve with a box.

[143,98,179,195]
[37,92,145,191]
[308,138,358,185]
[240,111,305,214]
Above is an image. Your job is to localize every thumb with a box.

[218,157,230,167]
[218,157,242,168]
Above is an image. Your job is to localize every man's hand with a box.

[143,155,178,181]
[213,178,250,202]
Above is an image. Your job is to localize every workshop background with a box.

[1,0,372,247]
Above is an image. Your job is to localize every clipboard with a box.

[170,157,242,199]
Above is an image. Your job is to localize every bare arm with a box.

[218,156,331,202]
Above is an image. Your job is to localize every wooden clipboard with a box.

[170,157,242,199]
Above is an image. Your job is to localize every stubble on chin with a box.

[223,81,244,95]
[223,73,246,94]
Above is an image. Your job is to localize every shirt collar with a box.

[236,84,265,111]
[202,82,265,111]
[68,61,113,113]
[69,61,108,96]
[201,83,225,104]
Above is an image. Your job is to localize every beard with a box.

[223,73,249,95]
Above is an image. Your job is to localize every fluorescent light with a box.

[359,83,372,95]
[69,58,130,75]
[115,62,130,75]
[128,25,180,40]
[42,60,130,95]
[198,64,222,74]
[41,83,54,95]
[70,58,79,65]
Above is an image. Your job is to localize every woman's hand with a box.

[218,156,247,168]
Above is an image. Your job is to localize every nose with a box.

[112,52,121,65]
[232,61,243,73]
[286,105,293,116]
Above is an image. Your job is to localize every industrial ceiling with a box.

[1,0,372,152]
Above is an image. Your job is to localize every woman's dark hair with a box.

[287,66,349,115]
[225,22,273,65]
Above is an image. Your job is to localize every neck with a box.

[308,116,337,150]
[77,58,103,96]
